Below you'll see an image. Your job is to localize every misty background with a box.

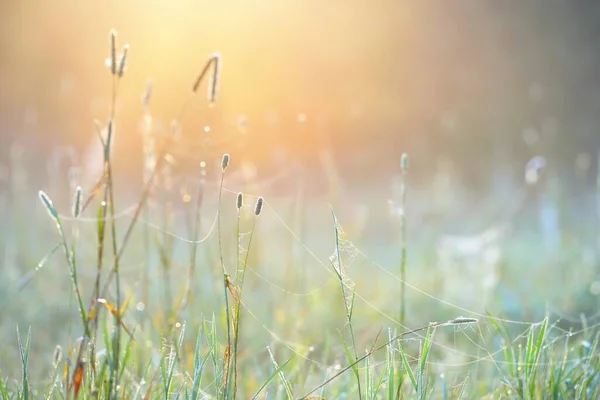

[1,0,600,244]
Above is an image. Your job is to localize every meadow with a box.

[1,30,600,400]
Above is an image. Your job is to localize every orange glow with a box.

[0,1,574,184]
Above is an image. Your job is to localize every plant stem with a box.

[217,170,232,399]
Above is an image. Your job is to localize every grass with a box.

[1,29,600,400]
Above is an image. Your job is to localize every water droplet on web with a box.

[200,161,206,168]
[136,302,145,312]
[204,126,211,133]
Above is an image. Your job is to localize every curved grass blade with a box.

[399,342,417,392]
[251,356,293,400]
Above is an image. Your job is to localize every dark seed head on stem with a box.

[221,153,230,171]
[236,192,243,211]
[72,185,82,218]
[254,196,263,216]
[208,53,221,104]
[117,44,129,78]
[53,345,63,368]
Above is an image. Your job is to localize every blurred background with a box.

[2,0,600,375]
[2,0,600,182]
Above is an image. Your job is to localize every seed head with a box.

[221,153,230,171]
[449,316,478,325]
[39,191,59,222]
[72,185,82,218]
[236,192,243,211]
[141,79,153,109]
[109,29,117,75]
[254,196,263,216]
[401,153,409,171]
[208,53,221,104]
[117,44,129,78]
[53,345,63,368]
[192,53,221,103]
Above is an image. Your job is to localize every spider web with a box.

[4,142,600,397]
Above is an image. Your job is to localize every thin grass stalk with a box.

[597,150,600,275]
[230,195,261,399]
[329,207,362,399]
[217,154,233,398]
[89,32,119,387]
[39,192,89,339]
[98,138,169,299]
[16,326,31,400]
[140,84,154,327]
[158,164,175,323]
[399,153,409,326]
[106,162,122,397]
[229,194,244,400]
[105,39,125,398]
[98,52,220,301]
[180,176,205,313]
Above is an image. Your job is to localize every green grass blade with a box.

[364,349,371,398]
[16,326,31,400]
[163,346,177,400]
[417,326,435,399]
[387,331,395,400]
[339,333,360,389]
[191,323,205,400]
[530,318,548,376]
[266,346,293,399]
[0,376,9,400]
[419,326,435,374]
[399,342,417,393]
[118,327,136,381]
[524,323,534,380]
[251,356,293,400]
[372,365,386,400]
